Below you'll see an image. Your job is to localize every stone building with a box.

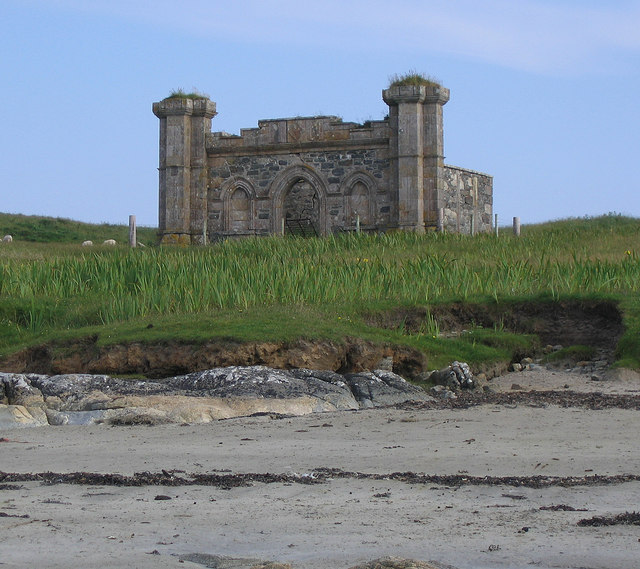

[153,82,492,244]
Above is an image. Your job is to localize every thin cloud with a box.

[44,0,640,74]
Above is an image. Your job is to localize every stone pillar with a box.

[383,82,449,232]
[422,85,449,228]
[383,86,425,232]
[189,99,217,244]
[153,97,217,245]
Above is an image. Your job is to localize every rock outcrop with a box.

[0,366,432,428]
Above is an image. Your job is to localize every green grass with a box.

[1,213,640,370]
[166,88,210,100]
[388,71,441,88]
[0,213,157,245]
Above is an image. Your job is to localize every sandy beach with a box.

[1,367,639,569]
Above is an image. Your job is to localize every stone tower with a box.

[382,83,450,232]
[153,97,217,245]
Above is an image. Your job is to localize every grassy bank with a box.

[1,213,639,370]
[0,212,157,245]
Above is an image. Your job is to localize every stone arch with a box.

[269,165,328,235]
[341,171,376,229]
[222,178,256,234]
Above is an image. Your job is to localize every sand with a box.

[1,367,639,569]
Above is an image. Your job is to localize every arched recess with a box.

[222,178,256,234]
[269,165,328,235]
[341,171,376,229]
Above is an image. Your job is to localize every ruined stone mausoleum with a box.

[153,81,492,244]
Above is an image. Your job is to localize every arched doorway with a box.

[270,165,328,236]
[283,178,319,236]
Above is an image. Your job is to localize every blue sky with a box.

[2,0,639,227]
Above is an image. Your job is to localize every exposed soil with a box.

[367,298,624,363]
[0,337,427,380]
[0,299,625,379]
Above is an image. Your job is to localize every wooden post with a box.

[202,218,207,245]
[437,208,444,232]
[281,217,285,236]
[356,214,360,234]
[513,216,521,237]
[470,213,475,236]
[129,215,137,248]
[494,214,499,237]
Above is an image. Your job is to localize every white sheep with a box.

[81,240,94,247]
[102,239,117,246]
[2,235,13,243]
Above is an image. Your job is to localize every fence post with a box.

[356,214,360,234]
[494,213,499,237]
[129,215,137,248]
[470,213,476,236]
[281,217,285,236]
[513,216,521,237]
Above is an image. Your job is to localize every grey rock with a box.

[342,369,432,407]
[429,385,457,399]
[178,554,290,569]
[45,408,107,426]
[429,361,474,390]
[347,557,454,569]
[0,373,45,407]
[0,404,48,429]
[1,366,433,427]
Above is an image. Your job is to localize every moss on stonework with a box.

[388,72,441,88]
[166,88,210,100]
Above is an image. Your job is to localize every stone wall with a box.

[205,119,393,238]
[443,166,493,234]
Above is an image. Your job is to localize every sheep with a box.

[2,235,12,243]
[81,240,94,247]
[102,239,117,246]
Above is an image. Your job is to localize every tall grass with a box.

[2,216,639,345]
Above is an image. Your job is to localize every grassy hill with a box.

[0,212,157,245]
[1,213,639,373]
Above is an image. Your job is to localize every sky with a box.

[1,0,639,227]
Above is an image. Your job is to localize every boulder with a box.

[343,369,433,407]
[429,361,475,391]
[0,372,45,407]
[0,404,48,428]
